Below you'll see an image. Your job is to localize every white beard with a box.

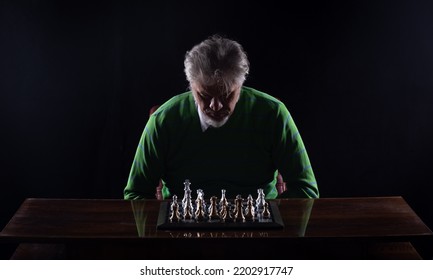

[202,112,230,128]
[196,104,230,131]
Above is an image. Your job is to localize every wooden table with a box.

[0,196,431,259]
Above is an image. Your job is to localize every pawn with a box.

[208,196,220,220]
[246,194,255,210]
[232,195,242,215]
[244,195,255,221]
[262,201,271,219]
[195,197,206,221]
[219,203,232,221]
[233,195,245,222]
[196,189,206,209]
[169,196,182,222]
[170,195,179,210]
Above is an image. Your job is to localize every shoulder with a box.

[150,92,196,124]
[152,91,193,115]
[241,86,288,114]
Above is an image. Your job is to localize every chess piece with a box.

[256,188,266,209]
[244,194,255,221]
[247,194,255,208]
[183,203,193,220]
[208,196,220,220]
[182,179,192,208]
[170,195,179,210]
[219,202,232,221]
[195,197,206,221]
[169,195,182,222]
[233,195,245,222]
[262,201,271,219]
[181,182,194,220]
[219,189,228,207]
[196,189,206,209]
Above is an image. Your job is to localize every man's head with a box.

[184,35,250,127]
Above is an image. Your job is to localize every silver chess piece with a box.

[196,188,206,209]
[244,194,255,221]
[219,202,232,221]
[219,189,228,207]
[170,195,179,210]
[208,196,220,220]
[169,195,181,222]
[262,201,271,219]
[256,188,266,209]
[183,203,193,220]
[233,195,245,222]
[182,179,192,208]
[194,197,206,221]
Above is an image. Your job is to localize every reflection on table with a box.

[1,197,431,259]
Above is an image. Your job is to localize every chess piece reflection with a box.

[208,196,220,220]
[169,195,182,222]
[233,195,245,222]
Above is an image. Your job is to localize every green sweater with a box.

[124,86,319,200]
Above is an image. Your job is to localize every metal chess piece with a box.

[183,203,193,220]
[219,202,232,221]
[208,196,220,220]
[244,195,255,221]
[246,194,255,208]
[181,182,194,220]
[169,195,182,222]
[170,195,179,210]
[195,197,206,221]
[233,195,245,222]
[219,189,228,207]
[262,201,271,219]
[256,188,266,209]
[182,179,192,208]
[196,189,206,209]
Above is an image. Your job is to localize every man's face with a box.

[192,82,241,128]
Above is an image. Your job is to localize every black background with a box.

[1,0,432,258]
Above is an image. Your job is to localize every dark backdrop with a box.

[1,0,432,258]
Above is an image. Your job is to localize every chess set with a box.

[156,180,284,230]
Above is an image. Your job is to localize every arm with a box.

[123,115,164,199]
[272,104,319,198]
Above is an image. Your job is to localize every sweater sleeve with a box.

[271,103,319,198]
[123,114,164,199]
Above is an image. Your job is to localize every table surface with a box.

[1,196,431,242]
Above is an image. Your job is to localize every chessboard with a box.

[156,180,284,230]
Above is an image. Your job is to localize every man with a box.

[124,35,319,200]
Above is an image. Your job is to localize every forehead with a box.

[192,82,240,96]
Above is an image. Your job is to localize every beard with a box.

[202,111,230,128]
[195,101,231,129]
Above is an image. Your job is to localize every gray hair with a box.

[184,35,250,92]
